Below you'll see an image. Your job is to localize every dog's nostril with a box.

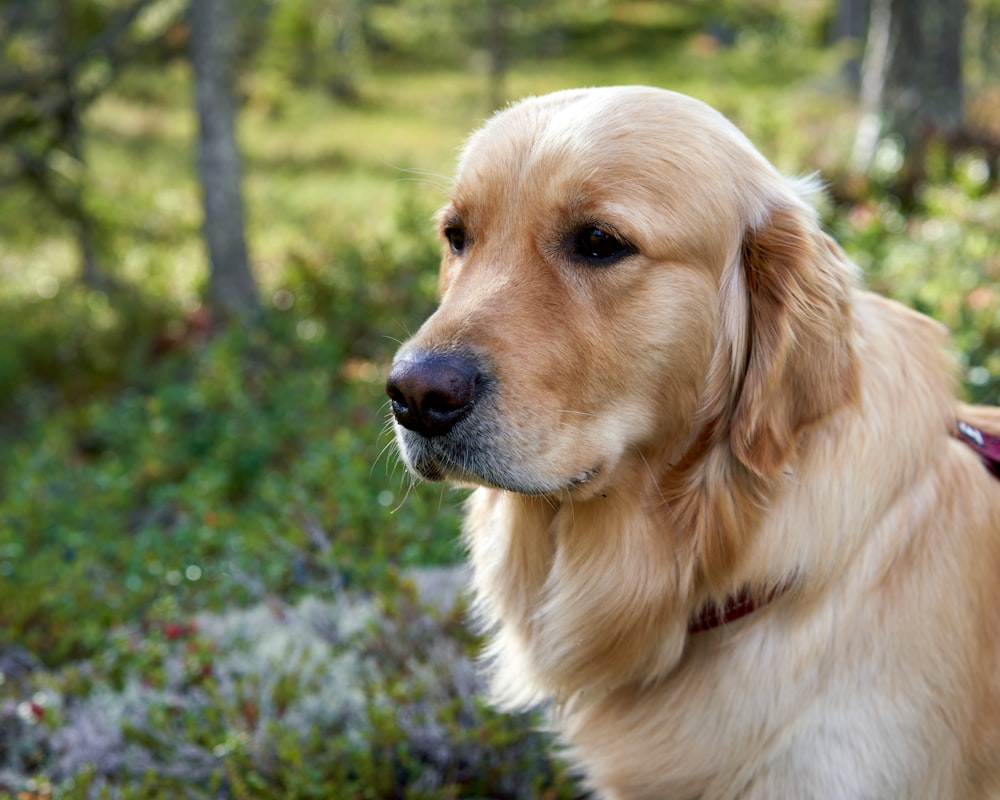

[386,353,479,437]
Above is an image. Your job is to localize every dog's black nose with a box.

[386,352,479,437]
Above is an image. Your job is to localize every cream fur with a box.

[389,86,1000,799]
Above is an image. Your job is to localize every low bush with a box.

[1,590,581,798]
[0,190,455,668]
[829,172,1000,404]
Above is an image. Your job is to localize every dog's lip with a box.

[409,443,604,496]
[407,444,482,486]
[398,423,607,495]
[569,466,601,486]
[412,459,446,481]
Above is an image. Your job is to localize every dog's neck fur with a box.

[463,430,779,710]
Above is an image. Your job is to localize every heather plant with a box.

[3,588,579,798]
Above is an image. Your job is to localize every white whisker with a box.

[384,162,454,191]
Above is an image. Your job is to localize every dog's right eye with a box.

[569,225,634,264]
[443,226,466,255]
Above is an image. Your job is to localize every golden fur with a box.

[387,86,1000,799]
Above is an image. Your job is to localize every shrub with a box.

[1,589,582,798]
[0,188,457,667]
[829,174,1000,404]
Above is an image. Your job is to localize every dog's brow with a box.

[438,207,463,229]
[437,207,465,235]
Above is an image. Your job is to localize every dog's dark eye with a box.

[443,226,466,255]
[570,226,633,263]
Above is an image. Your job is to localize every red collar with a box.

[688,586,784,634]
[956,419,1000,479]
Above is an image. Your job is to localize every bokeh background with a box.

[1,0,999,797]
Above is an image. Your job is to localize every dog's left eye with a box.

[443,226,466,255]
[570,226,633,263]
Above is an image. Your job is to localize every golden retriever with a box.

[386,86,1000,799]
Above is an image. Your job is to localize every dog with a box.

[386,86,1000,799]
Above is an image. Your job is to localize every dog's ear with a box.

[730,205,859,477]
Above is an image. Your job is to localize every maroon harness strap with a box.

[956,419,1000,479]
[688,586,786,634]
[689,419,1000,634]
[688,589,763,634]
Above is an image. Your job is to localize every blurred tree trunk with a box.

[52,0,107,290]
[833,0,869,90]
[189,0,259,322]
[970,0,999,75]
[852,0,966,196]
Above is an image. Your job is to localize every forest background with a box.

[1,0,999,797]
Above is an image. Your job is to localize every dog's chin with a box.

[397,429,606,498]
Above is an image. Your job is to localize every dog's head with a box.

[387,86,858,498]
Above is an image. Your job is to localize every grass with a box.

[0,5,998,795]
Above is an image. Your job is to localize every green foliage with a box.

[0,197,458,667]
[259,0,368,98]
[829,163,1000,404]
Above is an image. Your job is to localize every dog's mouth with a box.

[405,445,469,485]
[569,465,601,486]
[399,434,496,487]
[409,454,446,482]
[398,428,604,497]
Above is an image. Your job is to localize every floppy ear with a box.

[730,204,860,477]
